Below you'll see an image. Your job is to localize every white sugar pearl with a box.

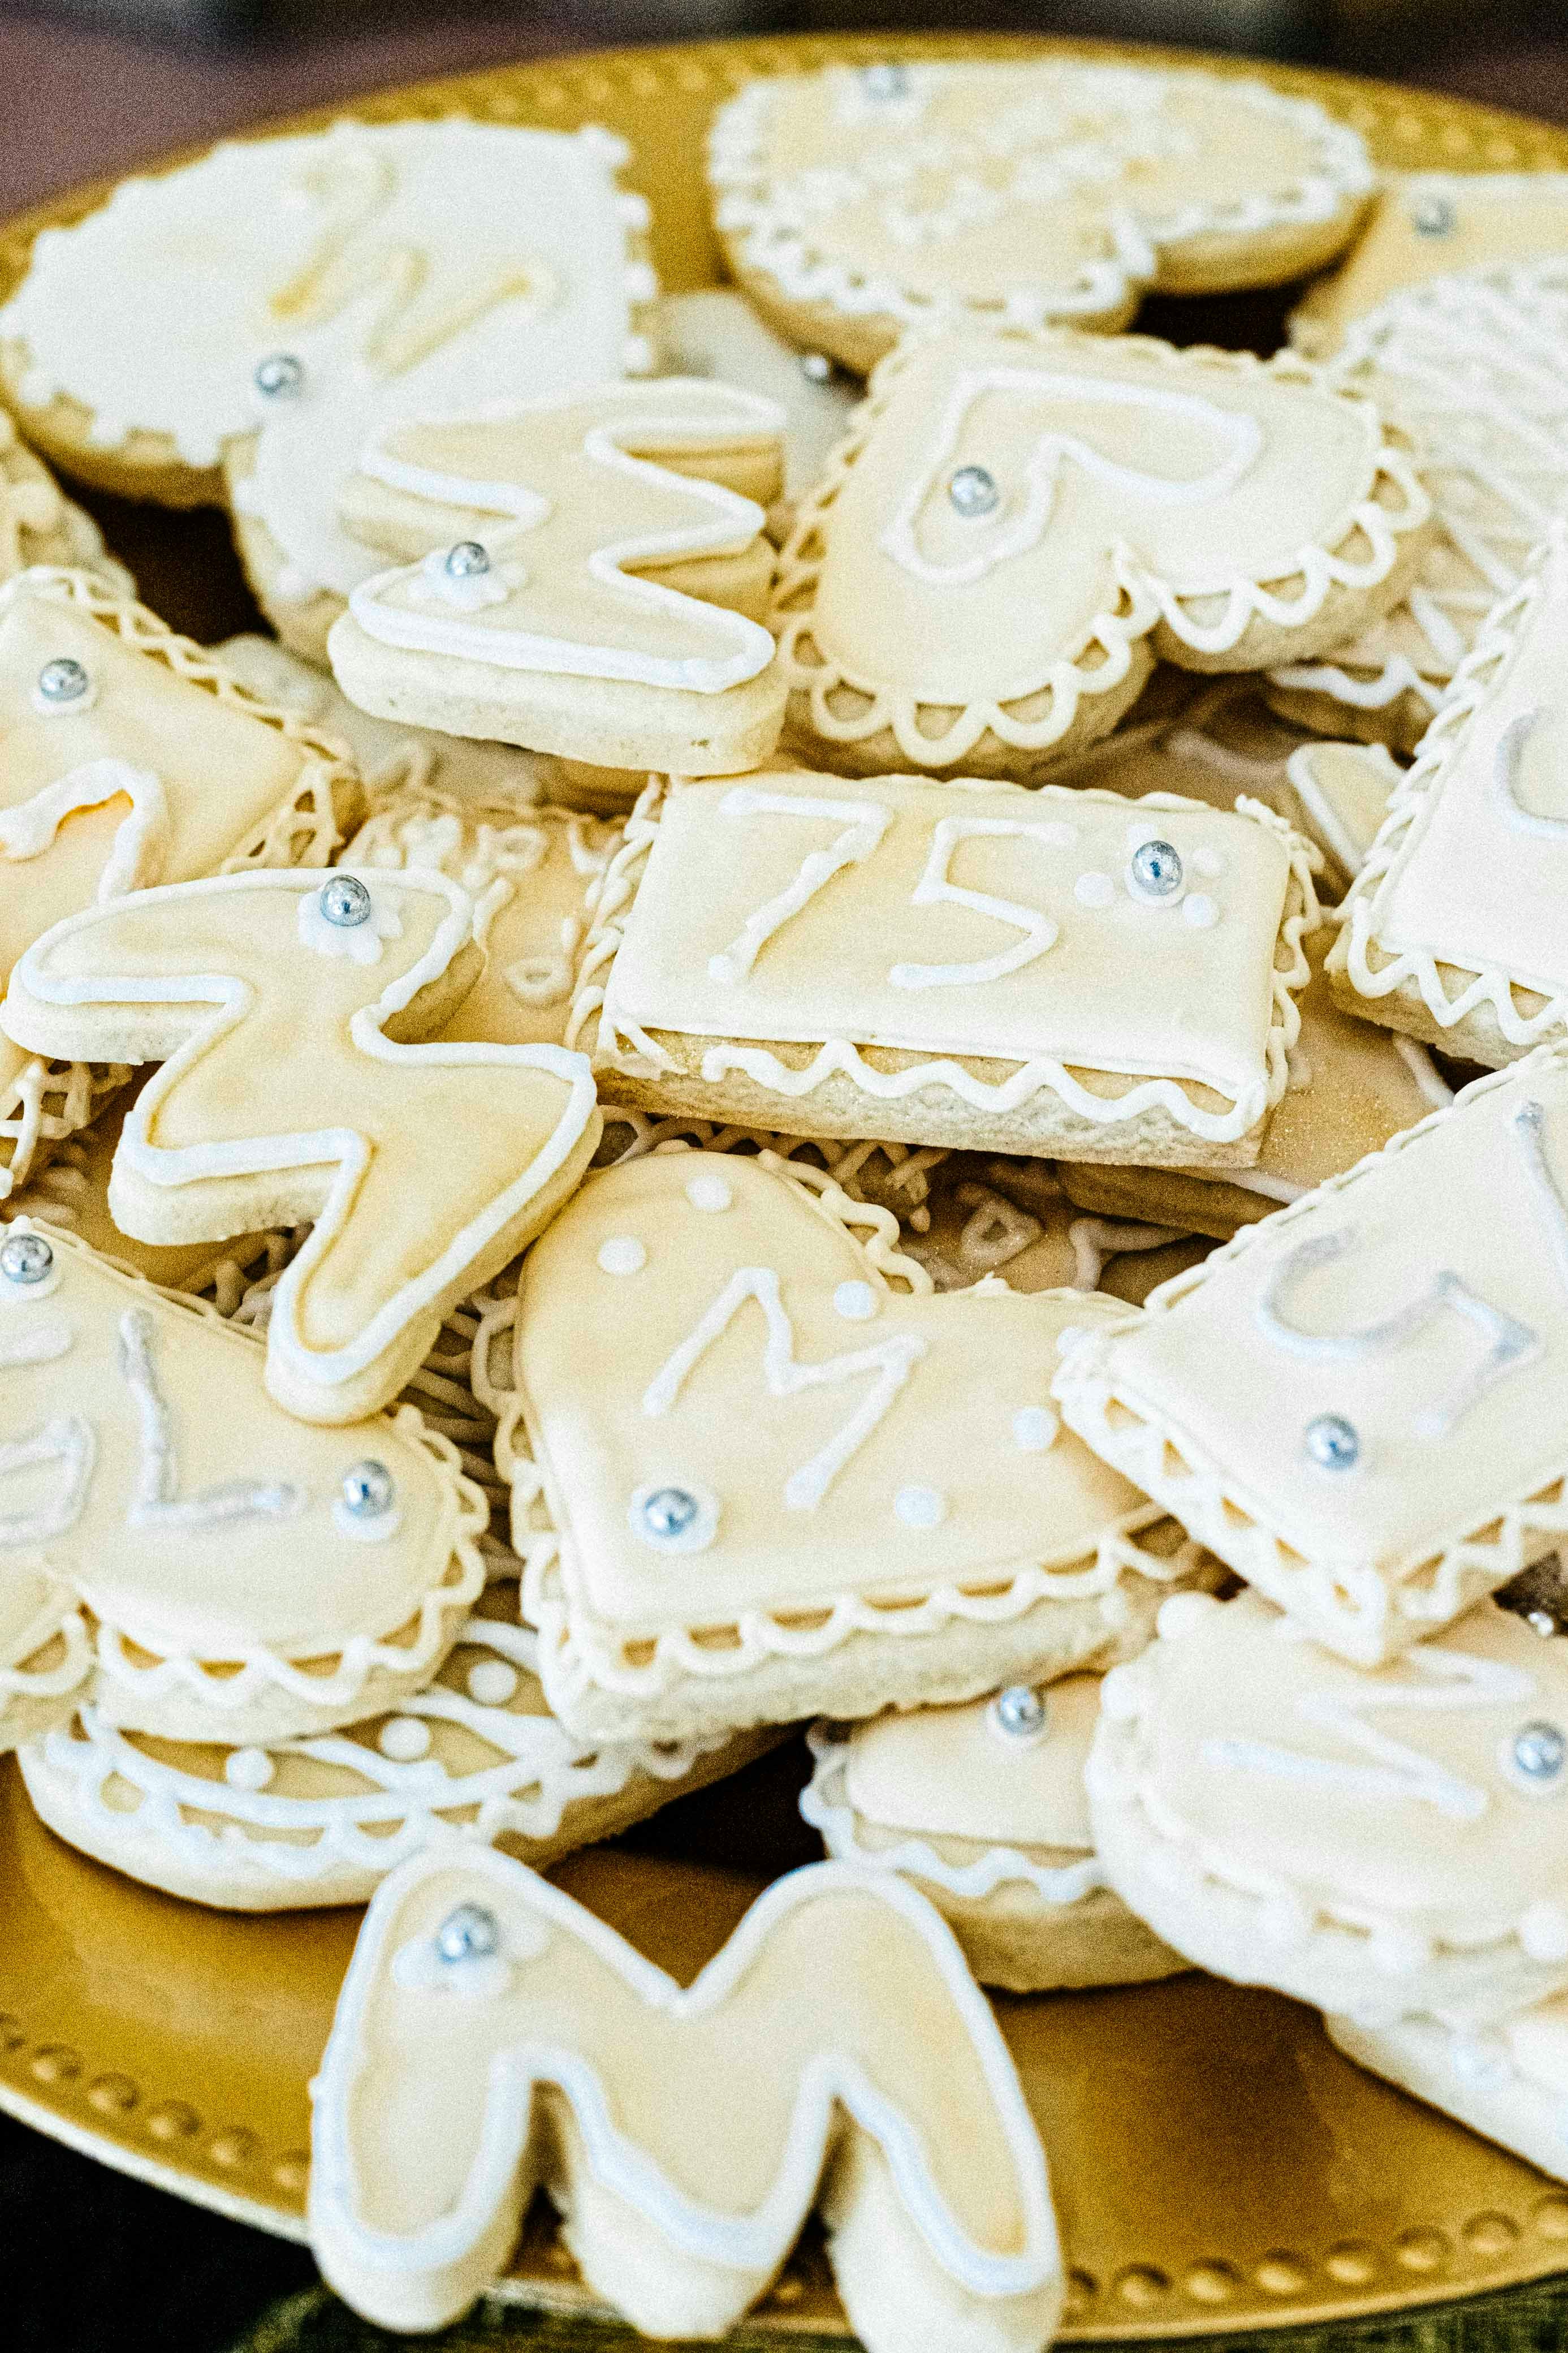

[686,1172,733,1213]
[1074,870,1115,907]
[1012,1405,1058,1453]
[833,1280,877,1321]
[1193,847,1225,878]
[223,1747,275,1793]
[1182,893,1219,929]
[895,1484,947,1529]
[1156,1591,1223,1643]
[467,1659,520,1706]
[378,1717,432,1762]
[598,1235,647,1275]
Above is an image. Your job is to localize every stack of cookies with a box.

[3,54,1568,2353]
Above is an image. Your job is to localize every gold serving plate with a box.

[3,30,1568,2345]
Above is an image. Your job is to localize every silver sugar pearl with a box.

[435,1903,500,1965]
[35,657,89,707]
[253,351,304,399]
[861,62,912,100]
[1128,838,1184,900]
[948,464,1000,519]
[1411,196,1457,239]
[642,1486,699,1541]
[444,540,491,579]
[319,874,373,930]
[798,351,836,384]
[341,1459,395,1519]
[991,1684,1047,1741]
[1514,1721,1567,1783]
[0,1232,54,1287]
[1305,1412,1360,1472]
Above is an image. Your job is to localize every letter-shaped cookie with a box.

[0,569,357,1198]
[774,329,1430,778]
[1331,535,1568,1067]
[327,380,788,775]
[309,1849,1064,2346]
[1055,1051,1568,1664]
[0,1220,486,1745]
[0,868,599,1424]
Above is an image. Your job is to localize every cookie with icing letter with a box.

[19,1579,779,1910]
[572,768,1320,1169]
[1058,923,1450,1241]
[1269,260,1568,752]
[1330,536,1568,1067]
[495,1145,1218,1743]
[1090,1589,1568,2026]
[0,568,358,1201]
[309,1848,1064,2345]
[1,864,600,1424]
[0,414,133,597]
[0,118,654,514]
[772,329,1431,778]
[327,380,787,777]
[0,1218,486,1744]
[1293,173,1568,360]
[803,1683,1185,1993]
[1327,1993,1568,2180]
[709,60,1372,374]
[1055,1052,1568,1664]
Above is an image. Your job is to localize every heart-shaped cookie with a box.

[500,1146,1213,1742]
[0,1219,486,1744]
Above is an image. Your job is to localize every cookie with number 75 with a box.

[1055,1049,1568,1665]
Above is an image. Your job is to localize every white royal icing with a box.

[0,760,169,902]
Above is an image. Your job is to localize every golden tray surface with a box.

[3,28,1568,2345]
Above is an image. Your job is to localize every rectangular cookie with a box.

[572,769,1319,1167]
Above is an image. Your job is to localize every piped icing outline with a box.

[1053,1053,1568,1664]
[770,330,1429,772]
[569,771,1321,1149]
[707,64,1373,348]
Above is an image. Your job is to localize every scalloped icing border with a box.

[1053,1055,1568,1664]
[572,771,1322,1147]
[484,1143,1208,1706]
[707,67,1373,345]
[1331,560,1568,1057]
[768,333,1429,772]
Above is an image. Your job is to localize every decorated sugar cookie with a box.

[0,568,357,1200]
[19,1581,776,1910]
[343,787,620,1050]
[1059,924,1450,1242]
[328,380,787,776]
[496,1147,1217,1744]
[572,769,1319,1167]
[1055,1052,1568,1664]
[309,1848,1064,2346]
[772,329,1431,778]
[709,61,1372,373]
[1,865,600,1424]
[0,1557,90,1760]
[1090,1590,1568,2026]
[0,1220,485,1745]
[1331,536,1568,1067]
[591,1105,949,1237]
[652,287,859,533]
[897,1153,1182,1295]
[804,1685,1183,1992]
[0,415,133,595]
[0,118,655,512]
[1327,1995,1568,2181]
[1269,260,1568,751]
[1293,173,1568,359]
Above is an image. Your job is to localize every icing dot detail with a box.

[1411,194,1457,237]
[1521,1902,1568,1962]
[378,1717,432,1763]
[685,1171,733,1213]
[598,1235,647,1275]
[223,1747,275,1793]
[467,1658,519,1707]
[799,351,837,383]
[1074,870,1115,907]
[1012,1405,1059,1453]
[1193,847,1226,878]
[1183,893,1220,929]
[833,1280,877,1321]
[895,1484,947,1529]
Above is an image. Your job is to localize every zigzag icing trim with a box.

[770,336,1427,769]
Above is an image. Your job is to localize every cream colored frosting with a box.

[0,1555,89,1742]
[513,1148,1155,1645]
[653,290,858,505]
[309,1850,1062,2339]
[844,1674,1102,1851]
[1056,1053,1568,1650]
[1293,174,1568,357]
[342,380,781,693]
[596,770,1307,1139]
[2,868,598,1420]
